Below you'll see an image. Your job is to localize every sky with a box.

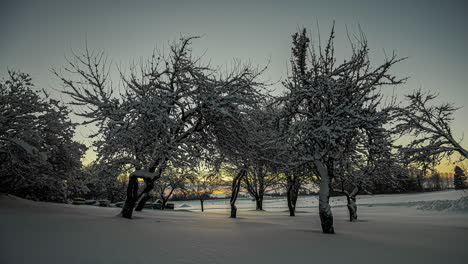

[1,0,467,172]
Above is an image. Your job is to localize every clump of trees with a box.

[3,22,466,235]
[0,71,86,202]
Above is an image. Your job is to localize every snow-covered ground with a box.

[174,190,468,213]
[1,190,467,264]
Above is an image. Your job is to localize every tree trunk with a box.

[161,197,168,210]
[286,178,295,216]
[161,187,175,210]
[121,161,164,218]
[315,160,335,234]
[135,193,152,211]
[292,193,298,209]
[255,197,263,211]
[121,176,139,219]
[286,173,299,216]
[135,179,154,211]
[346,195,358,222]
[286,186,295,216]
[230,168,246,218]
[200,199,204,212]
[257,176,265,211]
[230,204,237,218]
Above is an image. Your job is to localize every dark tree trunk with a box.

[230,168,246,218]
[121,176,139,219]
[135,179,154,211]
[230,204,237,218]
[257,176,265,211]
[135,193,152,211]
[346,195,358,222]
[121,161,164,218]
[161,198,168,210]
[286,173,299,216]
[160,187,175,210]
[286,188,295,216]
[255,198,263,211]
[200,199,204,212]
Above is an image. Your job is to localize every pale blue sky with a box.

[2,0,467,169]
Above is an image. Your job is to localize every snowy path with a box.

[1,192,467,264]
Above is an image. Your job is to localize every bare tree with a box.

[241,102,284,211]
[284,170,304,216]
[149,167,187,210]
[244,165,280,211]
[282,25,405,233]
[397,90,467,164]
[185,167,220,212]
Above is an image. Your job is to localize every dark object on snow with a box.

[98,200,110,207]
[152,199,163,209]
[454,166,467,190]
[72,198,85,205]
[151,200,174,210]
[152,200,161,209]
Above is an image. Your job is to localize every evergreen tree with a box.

[454,166,466,190]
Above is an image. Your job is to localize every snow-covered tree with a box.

[240,102,284,211]
[55,37,265,218]
[454,166,466,190]
[0,70,86,202]
[332,124,398,221]
[205,108,255,218]
[67,162,127,202]
[282,25,405,233]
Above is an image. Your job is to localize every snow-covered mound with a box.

[416,196,468,213]
[178,203,191,208]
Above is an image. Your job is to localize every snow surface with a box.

[1,190,467,264]
[170,190,468,213]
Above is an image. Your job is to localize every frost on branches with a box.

[0,71,86,202]
[332,122,400,221]
[396,90,467,166]
[282,25,405,233]
[55,36,266,218]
